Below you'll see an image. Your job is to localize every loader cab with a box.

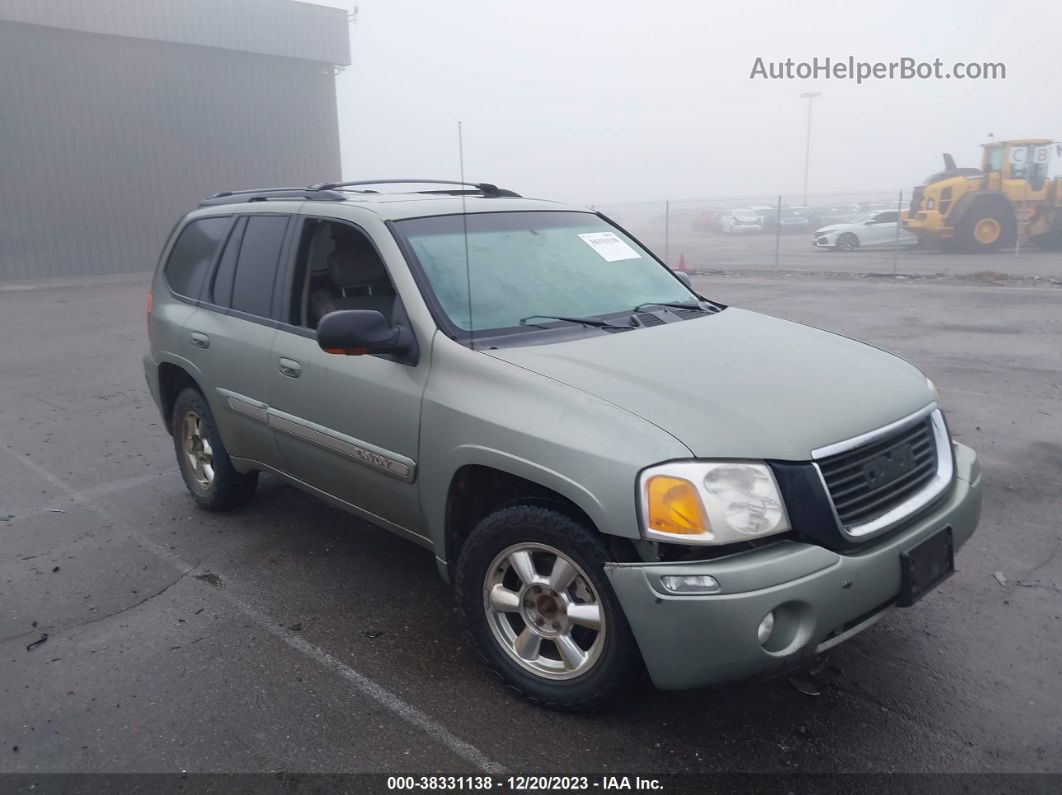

[984,140,1055,194]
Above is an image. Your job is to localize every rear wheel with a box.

[836,233,859,252]
[956,205,1015,253]
[172,388,257,510]
[455,504,644,711]
[1031,226,1062,251]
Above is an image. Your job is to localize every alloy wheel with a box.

[483,542,606,680]
[181,410,215,490]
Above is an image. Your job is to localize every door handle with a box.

[278,357,302,378]
[189,332,210,349]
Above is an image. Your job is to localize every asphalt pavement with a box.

[1,266,1060,774]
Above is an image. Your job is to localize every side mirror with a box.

[317,310,416,360]
[674,271,692,288]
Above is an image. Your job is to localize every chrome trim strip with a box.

[811,402,937,461]
[815,408,954,540]
[218,389,269,423]
[266,409,416,483]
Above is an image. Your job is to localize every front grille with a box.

[818,417,937,528]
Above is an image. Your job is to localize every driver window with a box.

[287,219,397,330]
[984,147,1004,173]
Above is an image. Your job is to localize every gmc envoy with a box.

[144,179,982,710]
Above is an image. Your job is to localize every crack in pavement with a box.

[0,570,193,648]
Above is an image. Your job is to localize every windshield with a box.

[394,211,696,334]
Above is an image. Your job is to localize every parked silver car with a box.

[145,179,982,710]
[814,210,919,251]
[718,209,764,234]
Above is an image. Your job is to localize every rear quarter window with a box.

[163,217,231,300]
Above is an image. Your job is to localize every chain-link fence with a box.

[589,189,1054,280]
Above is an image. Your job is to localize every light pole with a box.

[800,91,821,207]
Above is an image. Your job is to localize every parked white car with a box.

[813,210,919,251]
[719,209,763,234]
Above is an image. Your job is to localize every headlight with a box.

[638,461,790,545]
[926,377,939,401]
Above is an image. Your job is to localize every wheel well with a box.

[443,466,632,578]
[157,363,201,434]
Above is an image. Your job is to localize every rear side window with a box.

[163,217,230,299]
[230,216,289,318]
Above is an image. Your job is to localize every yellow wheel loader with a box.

[902,139,1062,252]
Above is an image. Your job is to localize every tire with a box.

[956,204,1015,253]
[455,504,644,711]
[171,387,258,511]
[836,233,859,252]
[1031,227,1062,251]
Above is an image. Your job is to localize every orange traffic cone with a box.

[677,253,688,272]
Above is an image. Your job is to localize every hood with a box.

[815,223,846,235]
[488,308,932,461]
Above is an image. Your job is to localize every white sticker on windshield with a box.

[578,232,642,262]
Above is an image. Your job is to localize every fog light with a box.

[757,611,776,645]
[660,574,720,594]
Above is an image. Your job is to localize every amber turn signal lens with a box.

[646,475,707,536]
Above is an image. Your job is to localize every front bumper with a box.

[813,234,837,247]
[605,442,981,690]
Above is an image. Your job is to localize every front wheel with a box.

[836,233,859,252]
[956,206,1015,253]
[455,504,644,711]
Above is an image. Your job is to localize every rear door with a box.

[183,213,292,470]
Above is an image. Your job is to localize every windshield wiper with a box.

[519,314,632,329]
[633,300,706,313]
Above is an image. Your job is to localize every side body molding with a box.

[216,388,416,483]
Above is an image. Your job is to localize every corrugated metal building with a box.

[0,0,351,280]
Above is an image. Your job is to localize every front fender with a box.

[418,335,691,567]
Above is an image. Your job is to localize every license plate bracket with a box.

[898,525,954,607]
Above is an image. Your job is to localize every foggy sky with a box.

[302,0,1062,205]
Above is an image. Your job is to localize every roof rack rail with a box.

[199,188,346,207]
[307,179,521,198]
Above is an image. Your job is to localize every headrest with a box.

[327,237,388,288]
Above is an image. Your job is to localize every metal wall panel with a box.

[0,0,350,66]
[0,21,343,280]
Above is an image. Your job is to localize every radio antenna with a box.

[457,121,474,348]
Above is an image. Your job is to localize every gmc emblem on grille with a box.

[863,443,917,488]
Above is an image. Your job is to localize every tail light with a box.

[146,290,154,344]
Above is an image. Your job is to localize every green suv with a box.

[145,180,982,710]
